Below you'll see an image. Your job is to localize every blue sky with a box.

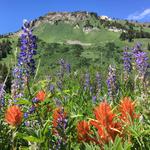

[0,0,150,34]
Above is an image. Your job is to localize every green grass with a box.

[33,22,120,44]
[33,22,149,48]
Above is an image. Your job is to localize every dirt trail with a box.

[66,40,92,46]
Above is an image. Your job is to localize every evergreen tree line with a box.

[0,39,12,60]
[99,19,150,42]
[120,28,150,42]
[100,19,127,31]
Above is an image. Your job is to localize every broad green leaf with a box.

[23,136,44,143]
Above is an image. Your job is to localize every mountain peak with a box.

[36,11,98,24]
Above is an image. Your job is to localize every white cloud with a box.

[127,8,150,20]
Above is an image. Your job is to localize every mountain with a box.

[0,11,150,79]
[9,11,150,44]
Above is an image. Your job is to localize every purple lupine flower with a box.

[55,138,63,150]
[24,112,28,119]
[84,73,90,91]
[50,84,55,94]
[92,95,97,103]
[18,20,37,76]
[32,97,38,103]
[11,67,25,99]
[54,108,68,149]
[90,86,93,95]
[59,59,65,67]
[29,105,35,114]
[132,43,142,54]
[0,84,5,107]
[134,51,149,78]
[54,136,67,150]
[24,121,30,127]
[11,20,37,100]
[95,72,102,92]
[58,59,65,78]
[58,59,71,75]
[56,81,63,91]
[57,117,68,132]
[132,43,149,79]
[123,47,132,73]
[123,47,132,80]
[106,65,118,99]
[54,98,62,106]
[65,63,71,74]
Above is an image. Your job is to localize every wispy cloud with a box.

[127,8,150,20]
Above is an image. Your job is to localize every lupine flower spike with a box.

[19,20,37,77]
[84,73,90,91]
[123,47,132,81]
[52,107,68,149]
[106,65,118,100]
[132,43,149,81]
[11,20,37,100]
[0,83,5,108]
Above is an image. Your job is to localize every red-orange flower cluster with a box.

[5,105,23,126]
[77,97,138,145]
[36,90,46,102]
[90,101,121,144]
[119,97,138,124]
[77,120,91,142]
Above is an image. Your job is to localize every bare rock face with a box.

[44,12,89,21]
[33,12,92,26]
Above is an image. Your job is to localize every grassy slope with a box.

[33,22,120,44]
[33,22,150,47]
[0,21,150,79]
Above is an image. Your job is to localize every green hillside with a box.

[0,12,150,79]
[33,22,120,44]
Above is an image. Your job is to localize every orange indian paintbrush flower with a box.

[5,105,23,126]
[77,120,91,142]
[76,101,122,145]
[90,101,121,143]
[94,101,115,127]
[36,90,46,102]
[119,97,138,124]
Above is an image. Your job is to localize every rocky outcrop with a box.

[33,12,94,27]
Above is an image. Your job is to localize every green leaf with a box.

[16,99,31,105]
[23,136,44,143]
[15,132,28,139]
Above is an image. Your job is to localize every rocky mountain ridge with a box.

[12,11,112,36]
[34,11,103,26]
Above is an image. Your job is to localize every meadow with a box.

[0,20,150,150]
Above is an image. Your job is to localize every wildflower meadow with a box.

[0,20,150,150]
